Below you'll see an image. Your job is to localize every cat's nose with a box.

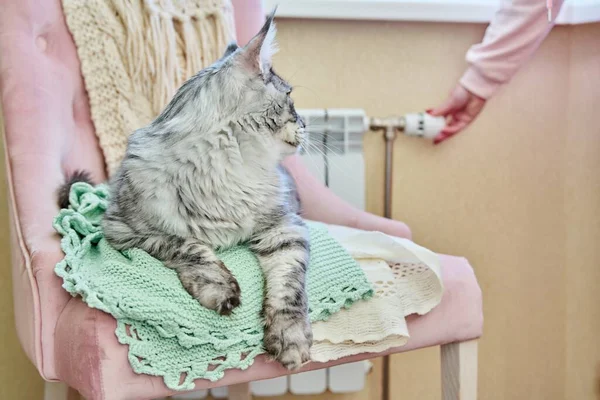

[296,116,305,129]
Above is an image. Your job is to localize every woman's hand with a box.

[428,85,486,145]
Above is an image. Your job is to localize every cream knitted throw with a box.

[63,0,236,175]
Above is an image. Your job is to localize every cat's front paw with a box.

[208,276,241,316]
[264,316,313,370]
[180,261,241,316]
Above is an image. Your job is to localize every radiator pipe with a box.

[382,125,395,400]
[369,117,405,220]
[369,116,405,400]
[370,113,444,216]
[384,125,395,219]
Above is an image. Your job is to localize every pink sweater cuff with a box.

[459,67,502,100]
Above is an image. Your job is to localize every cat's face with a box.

[154,11,304,159]
[216,12,305,156]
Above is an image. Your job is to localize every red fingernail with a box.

[425,109,433,114]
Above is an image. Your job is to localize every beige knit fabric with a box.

[311,259,410,362]
[310,223,443,362]
[63,0,236,175]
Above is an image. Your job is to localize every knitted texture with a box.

[62,0,236,175]
[309,222,443,362]
[311,259,409,362]
[54,183,373,390]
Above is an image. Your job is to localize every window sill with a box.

[263,0,600,25]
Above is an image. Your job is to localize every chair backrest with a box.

[0,0,106,379]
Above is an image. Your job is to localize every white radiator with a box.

[172,108,371,399]
[298,108,368,211]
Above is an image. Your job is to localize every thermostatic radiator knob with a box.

[401,112,446,139]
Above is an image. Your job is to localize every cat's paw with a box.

[180,261,241,316]
[264,316,312,370]
[208,276,241,316]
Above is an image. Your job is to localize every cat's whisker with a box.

[303,123,328,128]
[303,127,330,133]
[300,141,358,186]
[291,85,320,99]
[286,67,303,83]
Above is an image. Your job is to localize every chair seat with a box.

[54,254,482,400]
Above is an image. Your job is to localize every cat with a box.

[58,12,312,370]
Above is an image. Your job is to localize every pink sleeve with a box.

[460,0,565,99]
[231,0,265,46]
[281,156,412,239]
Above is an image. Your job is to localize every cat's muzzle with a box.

[281,120,305,147]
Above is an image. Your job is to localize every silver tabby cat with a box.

[59,13,312,370]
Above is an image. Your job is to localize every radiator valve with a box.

[370,113,446,139]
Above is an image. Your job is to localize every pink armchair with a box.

[0,0,483,399]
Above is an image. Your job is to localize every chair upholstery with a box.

[0,0,483,398]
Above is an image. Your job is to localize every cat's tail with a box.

[57,170,94,209]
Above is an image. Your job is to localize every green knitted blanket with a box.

[54,183,373,390]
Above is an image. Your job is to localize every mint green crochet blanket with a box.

[54,183,373,391]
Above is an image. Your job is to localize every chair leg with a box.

[441,339,478,400]
[228,382,251,400]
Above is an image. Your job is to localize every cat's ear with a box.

[240,8,278,74]
[221,42,239,59]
